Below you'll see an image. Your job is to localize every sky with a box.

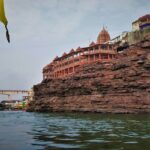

[0,0,150,100]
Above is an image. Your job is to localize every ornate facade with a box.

[43,28,117,79]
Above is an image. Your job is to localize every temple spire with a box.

[97,27,110,44]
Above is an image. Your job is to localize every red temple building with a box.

[43,27,117,79]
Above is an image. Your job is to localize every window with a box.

[101,45,107,50]
[95,46,98,50]
[90,55,94,61]
[95,54,99,59]
[101,54,108,59]
[109,54,113,59]
[109,45,112,50]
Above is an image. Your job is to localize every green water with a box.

[0,111,149,150]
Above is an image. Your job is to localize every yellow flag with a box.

[0,0,8,26]
[0,0,10,42]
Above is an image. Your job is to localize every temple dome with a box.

[97,27,110,44]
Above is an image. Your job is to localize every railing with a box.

[87,49,116,55]
[0,90,30,95]
[43,48,117,79]
[54,56,82,71]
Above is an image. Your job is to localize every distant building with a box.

[132,20,140,31]
[109,31,128,45]
[110,14,150,48]
[1,100,20,109]
[132,14,150,31]
[1,99,30,110]
[43,28,117,79]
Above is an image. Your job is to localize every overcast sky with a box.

[0,0,150,99]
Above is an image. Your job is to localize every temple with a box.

[43,27,117,79]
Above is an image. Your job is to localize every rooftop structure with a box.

[132,14,150,31]
[43,28,117,79]
[97,27,111,44]
[110,14,150,48]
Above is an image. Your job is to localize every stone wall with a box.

[127,27,150,45]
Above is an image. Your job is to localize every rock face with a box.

[27,40,150,113]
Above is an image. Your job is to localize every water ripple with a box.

[0,111,150,150]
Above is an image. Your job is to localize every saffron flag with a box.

[0,0,10,42]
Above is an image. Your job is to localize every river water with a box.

[0,111,149,150]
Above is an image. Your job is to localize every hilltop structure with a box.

[43,14,150,80]
[27,14,150,114]
[28,36,150,113]
[43,28,117,79]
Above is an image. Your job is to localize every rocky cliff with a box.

[27,38,150,113]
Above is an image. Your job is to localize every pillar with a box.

[94,54,96,62]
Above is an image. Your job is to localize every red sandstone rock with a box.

[27,39,150,113]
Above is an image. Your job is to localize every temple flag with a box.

[0,0,10,42]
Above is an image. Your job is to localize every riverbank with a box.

[27,38,150,113]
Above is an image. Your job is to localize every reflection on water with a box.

[0,111,150,150]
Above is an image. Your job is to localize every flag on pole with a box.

[0,0,10,42]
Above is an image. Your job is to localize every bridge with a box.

[0,90,33,101]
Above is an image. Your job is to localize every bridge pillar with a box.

[8,94,12,101]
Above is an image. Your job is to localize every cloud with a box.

[5,0,99,43]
